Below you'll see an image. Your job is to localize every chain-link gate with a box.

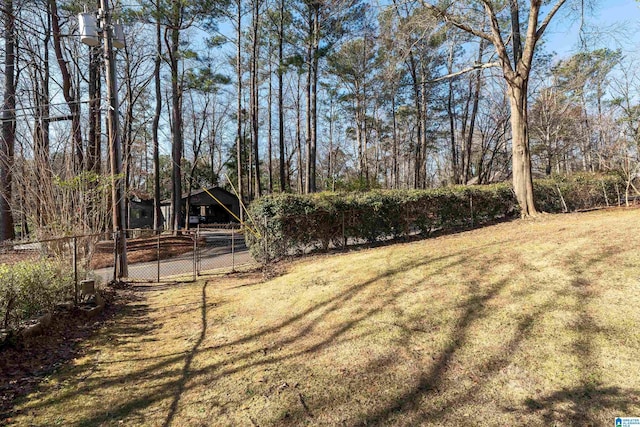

[119,227,253,283]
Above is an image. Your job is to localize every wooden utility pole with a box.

[100,0,128,278]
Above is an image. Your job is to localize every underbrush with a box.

[0,260,75,329]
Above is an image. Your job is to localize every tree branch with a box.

[535,0,569,40]
[479,0,514,77]
[420,1,493,43]
[429,61,500,83]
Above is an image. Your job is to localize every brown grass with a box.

[7,207,640,426]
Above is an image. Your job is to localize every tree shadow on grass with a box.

[354,242,639,426]
[518,247,638,426]
[21,240,498,425]
[0,291,155,422]
[15,236,639,426]
[163,282,208,427]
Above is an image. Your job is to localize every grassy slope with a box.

[9,208,640,426]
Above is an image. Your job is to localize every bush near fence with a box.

[246,173,626,262]
[0,260,76,330]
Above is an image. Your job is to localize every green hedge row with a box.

[0,260,75,330]
[246,173,625,262]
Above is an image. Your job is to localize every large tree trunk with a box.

[169,25,183,233]
[508,82,537,217]
[235,0,244,220]
[0,0,16,241]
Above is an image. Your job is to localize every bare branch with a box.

[420,1,493,42]
[479,0,514,76]
[536,0,569,40]
[429,61,500,83]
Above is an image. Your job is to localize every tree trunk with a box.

[236,0,244,220]
[446,48,458,184]
[88,0,102,176]
[308,4,319,193]
[51,0,83,172]
[0,0,16,241]
[464,39,485,184]
[508,82,537,216]
[406,55,422,189]
[267,37,273,193]
[304,12,313,194]
[153,11,162,230]
[296,73,304,193]
[278,0,286,192]
[88,46,101,174]
[35,8,52,228]
[170,25,183,233]
[250,0,261,198]
[392,95,399,189]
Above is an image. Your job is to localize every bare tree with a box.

[425,0,568,216]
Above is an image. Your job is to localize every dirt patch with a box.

[91,235,205,269]
[0,286,135,423]
[0,251,38,265]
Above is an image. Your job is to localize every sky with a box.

[543,0,640,59]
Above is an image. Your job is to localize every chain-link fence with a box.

[0,227,255,333]
[0,226,254,287]
[116,227,253,282]
[2,232,110,278]
[0,232,111,318]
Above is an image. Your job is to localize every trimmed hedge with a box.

[0,260,75,330]
[246,173,625,262]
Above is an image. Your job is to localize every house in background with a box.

[128,197,161,229]
[161,187,240,226]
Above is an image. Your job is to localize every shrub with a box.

[246,174,624,262]
[0,260,75,330]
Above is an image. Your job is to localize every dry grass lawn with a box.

[7,208,640,426]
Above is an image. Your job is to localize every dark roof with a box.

[160,186,238,205]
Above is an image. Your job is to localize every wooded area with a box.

[0,0,638,242]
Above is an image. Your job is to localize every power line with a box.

[2,99,94,114]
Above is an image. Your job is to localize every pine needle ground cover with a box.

[8,208,640,426]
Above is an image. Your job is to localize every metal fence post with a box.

[263,216,268,264]
[112,232,118,282]
[231,227,235,272]
[470,194,474,228]
[193,232,197,281]
[342,212,346,250]
[72,236,78,304]
[156,231,160,283]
